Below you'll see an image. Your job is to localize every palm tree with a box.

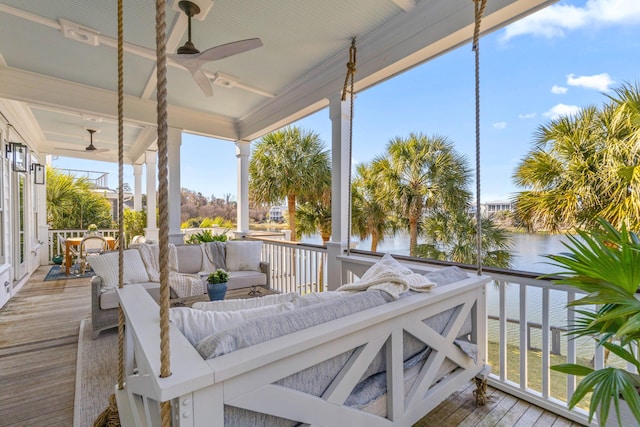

[249,127,331,241]
[46,168,113,229]
[295,187,331,243]
[513,82,640,231]
[351,163,389,252]
[417,210,512,268]
[372,133,471,256]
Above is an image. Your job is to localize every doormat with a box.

[44,264,95,281]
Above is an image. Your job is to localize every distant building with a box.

[268,205,285,223]
[483,201,514,217]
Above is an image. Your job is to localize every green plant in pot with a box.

[546,218,640,426]
[206,268,229,301]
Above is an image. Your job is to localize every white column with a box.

[326,94,352,289]
[38,156,51,266]
[144,150,159,243]
[133,164,143,211]
[167,127,183,245]
[235,141,251,236]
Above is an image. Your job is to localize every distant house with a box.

[482,201,514,217]
[268,205,285,223]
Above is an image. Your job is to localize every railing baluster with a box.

[567,290,576,402]
[499,281,507,382]
[541,286,550,399]
[519,283,528,390]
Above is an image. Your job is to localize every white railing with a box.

[249,237,327,294]
[334,249,601,426]
[47,229,121,263]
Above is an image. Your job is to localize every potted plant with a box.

[546,218,640,426]
[206,268,229,301]
[87,223,98,236]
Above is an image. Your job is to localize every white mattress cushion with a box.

[225,240,262,271]
[170,302,297,346]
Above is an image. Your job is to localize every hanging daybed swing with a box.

[104,1,491,426]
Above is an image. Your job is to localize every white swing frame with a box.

[115,258,489,427]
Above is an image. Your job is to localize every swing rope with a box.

[154,0,173,425]
[342,38,356,256]
[94,1,124,425]
[473,0,487,276]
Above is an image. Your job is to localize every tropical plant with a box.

[186,229,228,244]
[547,218,640,426]
[513,82,640,232]
[123,208,146,245]
[207,268,229,284]
[249,126,331,241]
[46,167,113,229]
[351,163,390,252]
[416,210,512,268]
[371,133,471,256]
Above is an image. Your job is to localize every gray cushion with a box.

[227,271,267,290]
[196,290,393,359]
[175,244,203,274]
[99,281,160,309]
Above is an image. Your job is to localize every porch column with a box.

[37,156,50,266]
[326,94,352,289]
[235,140,250,237]
[144,150,159,243]
[133,163,143,211]
[167,127,183,245]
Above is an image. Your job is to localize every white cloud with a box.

[518,112,536,119]
[493,122,507,130]
[551,85,568,94]
[567,73,615,91]
[503,0,640,40]
[544,103,581,119]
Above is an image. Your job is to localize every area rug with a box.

[74,319,118,427]
[44,264,95,281]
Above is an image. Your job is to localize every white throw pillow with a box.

[123,249,150,285]
[225,240,262,271]
[90,252,119,292]
[170,302,297,346]
[379,252,413,275]
[90,249,150,292]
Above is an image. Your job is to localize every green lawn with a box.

[487,340,591,410]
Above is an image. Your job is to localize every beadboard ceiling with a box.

[0,0,555,164]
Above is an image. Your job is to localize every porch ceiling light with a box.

[7,142,28,172]
[32,163,45,185]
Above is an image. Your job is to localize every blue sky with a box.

[52,0,640,203]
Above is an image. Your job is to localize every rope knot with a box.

[341,38,357,101]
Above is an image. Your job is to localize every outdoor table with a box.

[65,236,116,275]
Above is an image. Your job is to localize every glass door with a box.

[13,174,26,280]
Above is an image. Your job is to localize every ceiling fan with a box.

[168,0,263,97]
[55,129,109,154]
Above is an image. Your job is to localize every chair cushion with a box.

[225,240,262,271]
[100,281,160,309]
[227,270,267,290]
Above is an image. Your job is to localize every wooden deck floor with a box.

[0,266,582,427]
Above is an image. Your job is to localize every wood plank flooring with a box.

[0,266,583,427]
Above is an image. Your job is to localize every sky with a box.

[52,0,640,203]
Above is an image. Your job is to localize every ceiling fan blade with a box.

[191,68,213,97]
[196,38,263,62]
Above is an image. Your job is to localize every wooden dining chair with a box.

[79,235,108,274]
[57,234,80,268]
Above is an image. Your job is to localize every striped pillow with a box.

[90,249,150,292]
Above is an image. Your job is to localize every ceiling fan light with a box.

[59,18,99,46]
[213,72,236,88]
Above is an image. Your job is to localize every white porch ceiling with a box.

[0,0,555,164]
